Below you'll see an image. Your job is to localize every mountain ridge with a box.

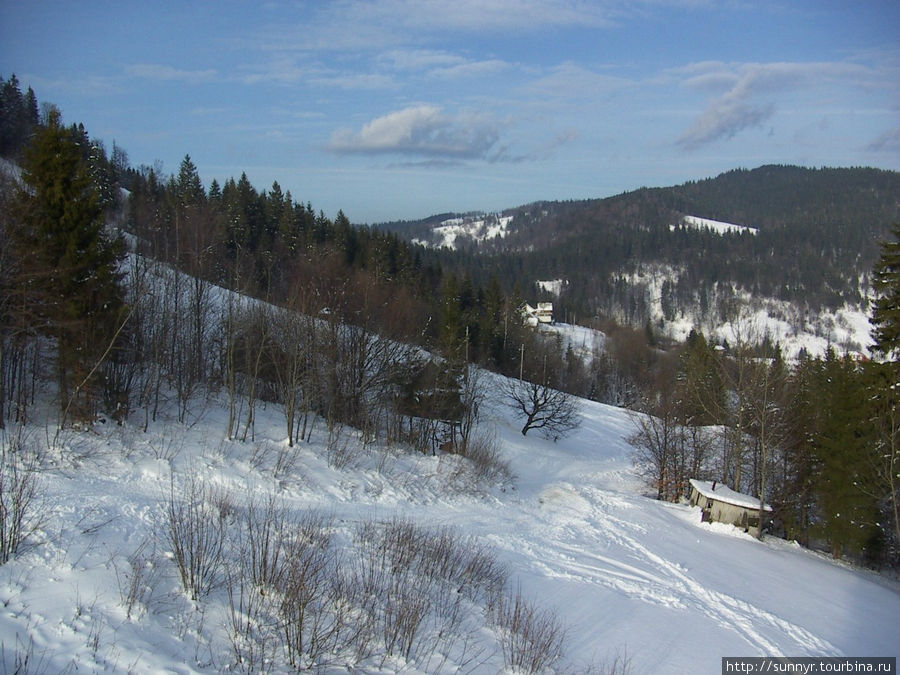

[378,165,900,354]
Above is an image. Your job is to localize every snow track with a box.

[0,379,896,673]
[475,400,893,673]
[523,483,837,658]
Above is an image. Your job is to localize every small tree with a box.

[504,377,580,439]
[504,334,580,439]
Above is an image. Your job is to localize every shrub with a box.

[491,584,566,674]
[461,429,513,487]
[164,473,230,600]
[0,429,46,564]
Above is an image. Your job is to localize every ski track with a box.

[525,480,838,657]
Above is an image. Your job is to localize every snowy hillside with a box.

[412,213,513,250]
[673,215,759,236]
[621,265,874,359]
[1,371,897,673]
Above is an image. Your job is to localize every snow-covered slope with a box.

[413,213,513,250]
[1,375,897,673]
[674,215,759,236]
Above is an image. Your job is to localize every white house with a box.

[521,302,554,326]
[689,479,773,537]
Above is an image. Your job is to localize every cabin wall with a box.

[690,487,765,536]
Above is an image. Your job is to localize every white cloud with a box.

[867,126,900,154]
[125,64,218,84]
[678,97,775,150]
[309,72,397,90]
[526,62,630,99]
[378,49,465,71]
[429,59,511,79]
[328,105,504,160]
[676,61,878,150]
[334,0,618,33]
[260,0,621,53]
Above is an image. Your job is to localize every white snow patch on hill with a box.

[537,279,566,296]
[621,265,871,359]
[414,213,513,249]
[674,214,759,236]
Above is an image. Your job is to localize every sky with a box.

[2,0,899,224]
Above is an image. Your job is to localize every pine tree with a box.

[871,224,900,361]
[813,352,881,559]
[0,75,39,158]
[11,109,125,421]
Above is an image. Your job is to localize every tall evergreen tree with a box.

[813,352,881,559]
[871,224,900,361]
[11,109,125,421]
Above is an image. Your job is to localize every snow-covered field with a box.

[1,370,897,674]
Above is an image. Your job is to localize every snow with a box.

[540,321,607,363]
[537,279,566,296]
[2,368,897,674]
[414,214,513,250]
[674,215,759,236]
[689,479,773,511]
[620,264,872,360]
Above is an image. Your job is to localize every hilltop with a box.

[379,165,900,356]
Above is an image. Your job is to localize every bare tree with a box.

[628,402,685,501]
[504,335,580,439]
[503,377,580,439]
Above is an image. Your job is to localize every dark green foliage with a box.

[10,110,125,419]
[871,224,900,360]
[775,352,823,545]
[812,352,881,559]
[0,75,40,159]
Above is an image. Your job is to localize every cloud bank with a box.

[328,105,504,160]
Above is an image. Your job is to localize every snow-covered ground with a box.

[413,214,513,250]
[537,279,567,297]
[618,264,872,359]
[673,215,759,236]
[1,371,897,673]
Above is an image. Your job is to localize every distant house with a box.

[689,479,772,537]
[521,302,554,326]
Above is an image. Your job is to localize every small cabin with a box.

[521,302,554,326]
[689,479,772,537]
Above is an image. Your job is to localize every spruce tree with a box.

[870,224,900,361]
[12,109,125,421]
[813,352,881,559]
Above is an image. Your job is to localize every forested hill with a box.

[382,166,900,332]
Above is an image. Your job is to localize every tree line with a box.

[628,282,899,565]
[0,78,586,452]
[390,165,900,334]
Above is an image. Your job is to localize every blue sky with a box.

[3,0,899,223]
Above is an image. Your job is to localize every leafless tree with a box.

[504,376,580,439]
